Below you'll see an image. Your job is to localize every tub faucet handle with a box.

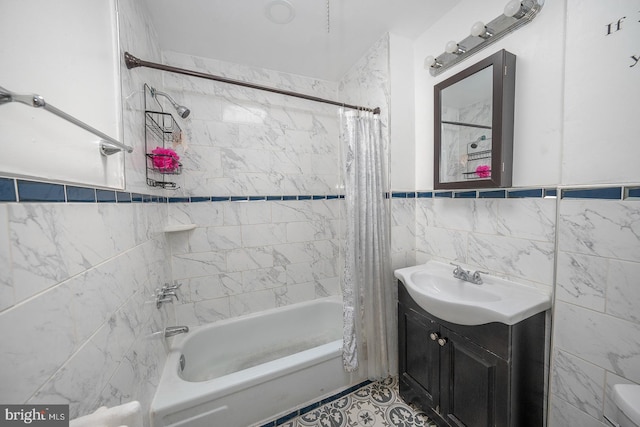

[162,290,179,301]
[156,287,178,309]
[164,282,182,291]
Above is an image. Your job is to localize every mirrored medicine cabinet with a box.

[434,49,516,190]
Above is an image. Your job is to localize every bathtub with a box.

[150,296,365,427]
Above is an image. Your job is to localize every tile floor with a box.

[265,377,436,427]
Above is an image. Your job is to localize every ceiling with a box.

[142,0,460,81]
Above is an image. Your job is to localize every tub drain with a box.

[179,354,186,372]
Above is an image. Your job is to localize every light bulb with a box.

[445,41,465,54]
[504,0,525,18]
[424,56,436,69]
[470,21,493,38]
[424,56,442,69]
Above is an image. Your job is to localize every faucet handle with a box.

[163,282,182,291]
[162,290,179,301]
[471,270,489,284]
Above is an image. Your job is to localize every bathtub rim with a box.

[169,295,343,355]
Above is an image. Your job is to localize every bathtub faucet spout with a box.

[164,326,189,337]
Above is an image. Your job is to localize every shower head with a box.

[150,87,191,119]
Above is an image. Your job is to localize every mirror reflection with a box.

[440,66,493,184]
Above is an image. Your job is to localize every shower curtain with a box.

[340,109,397,378]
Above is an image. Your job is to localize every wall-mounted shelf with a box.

[163,224,197,233]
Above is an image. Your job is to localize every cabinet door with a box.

[398,304,441,412]
[440,329,509,427]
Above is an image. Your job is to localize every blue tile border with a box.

[0,178,17,202]
[626,187,640,199]
[562,187,622,200]
[434,191,453,198]
[0,177,637,205]
[168,197,190,203]
[454,190,477,199]
[116,192,132,203]
[259,380,372,427]
[190,196,211,202]
[66,186,96,203]
[96,189,117,203]
[478,189,506,198]
[17,180,65,202]
[388,186,636,201]
[508,188,544,198]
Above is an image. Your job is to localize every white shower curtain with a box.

[340,109,397,378]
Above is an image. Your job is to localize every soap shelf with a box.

[163,224,197,233]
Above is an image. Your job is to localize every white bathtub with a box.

[150,297,365,427]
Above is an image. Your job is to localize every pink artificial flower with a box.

[151,147,180,172]
[475,164,491,178]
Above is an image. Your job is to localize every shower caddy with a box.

[144,83,182,189]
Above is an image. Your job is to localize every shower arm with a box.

[0,86,133,156]
[125,52,380,115]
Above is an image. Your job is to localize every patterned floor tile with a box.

[279,377,435,427]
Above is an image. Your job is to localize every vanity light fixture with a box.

[424,0,544,76]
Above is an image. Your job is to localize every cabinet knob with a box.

[430,332,440,341]
[438,337,448,347]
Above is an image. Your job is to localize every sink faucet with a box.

[164,326,189,337]
[450,263,487,285]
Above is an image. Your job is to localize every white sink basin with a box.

[394,261,551,326]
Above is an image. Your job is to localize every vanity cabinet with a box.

[398,281,545,427]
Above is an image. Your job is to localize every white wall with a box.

[562,0,640,185]
[0,0,125,189]
[390,33,416,191]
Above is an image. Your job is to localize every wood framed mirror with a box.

[434,50,516,190]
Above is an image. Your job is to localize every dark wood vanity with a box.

[397,280,546,427]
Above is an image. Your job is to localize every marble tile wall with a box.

[167,200,342,325]
[160,50,340,197]
[391,197,417,271]
[157,35,392,322]
[414,195,557,291]
[549,198,640,427]
[0,200,171,420]
[153,51,344,322]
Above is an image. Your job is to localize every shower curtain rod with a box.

[124,53,380,115]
